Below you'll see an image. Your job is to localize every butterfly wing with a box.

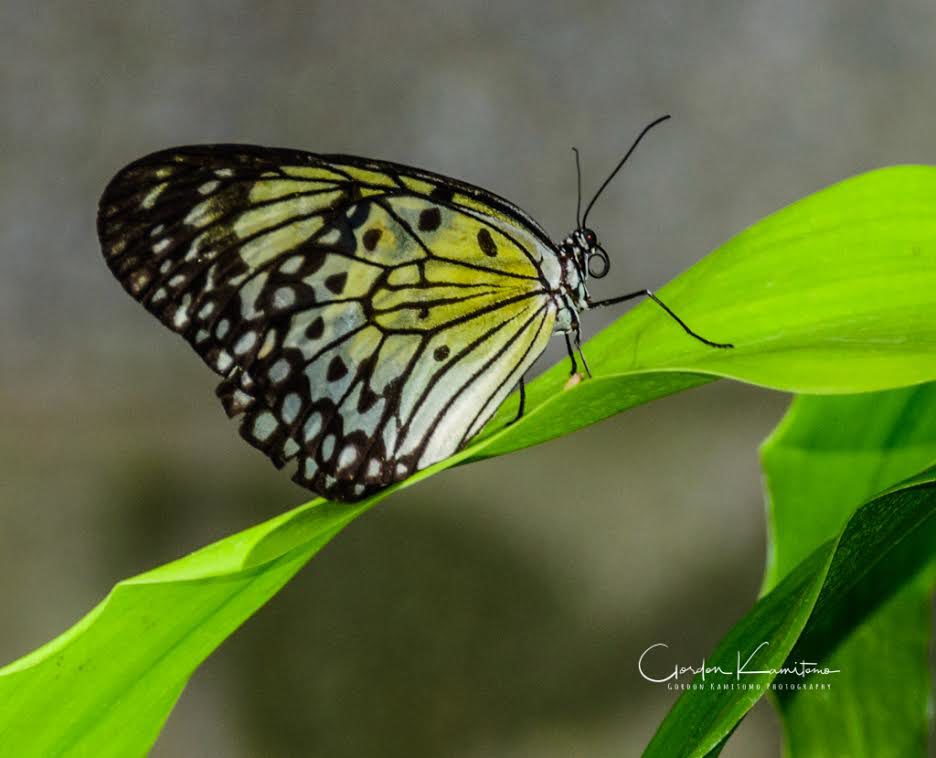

[98,146,559,501]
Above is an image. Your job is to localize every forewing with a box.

[98,145,558,501]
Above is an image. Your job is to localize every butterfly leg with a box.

[505,375,527,427]
[563,333,579,375]
[573,329,592,378]
[511,375,527,424]
[587,289,734,349]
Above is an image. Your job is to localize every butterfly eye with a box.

[588,248,610,278]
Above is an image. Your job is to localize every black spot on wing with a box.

[477,228,498,257]
[429,184,454,203]
[327,355,349,382]
[305,315,325,340]
[324,272,348,294]
[362,228,382,251]
[417,207,441,232]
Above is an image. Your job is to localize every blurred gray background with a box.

[2,2,933,755]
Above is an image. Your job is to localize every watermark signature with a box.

[638,642,840,691]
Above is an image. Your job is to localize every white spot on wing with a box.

[253,411,277,441]
[337,445,357,471]
[184,199,216,227]
[318,227,340,245]
[279,255,304,275]
[258,329,277,359]
[382,417,399,454]
[282,393,301,425]
[269,358,290,383]
[173,293,192,329]
[343,385,384,439]
[142,182,167,209]
[273,287,295,309]
[303,412,322,441]
[234,331,257,355]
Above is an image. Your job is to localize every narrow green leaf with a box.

[3,165,936,756]
[0,497,375,757]
[644,470,936,757]
[471,164,936,461]
[761,386,936,757]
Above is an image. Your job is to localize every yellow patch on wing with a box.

[281,165,349,182]
[372,287,528,332]
[385,196,541,279]
[399,176,437,195]
[350,203,425,266]
[387,264,421,286]
[337,165,400,188]
[450,195,544,261]
[238,216,327,267]
[449,193,511,222]
[315,256,384,299]
[421,258,509,287]
[234,190,341,239]
[248,179,338,202]
[344,324,384,366]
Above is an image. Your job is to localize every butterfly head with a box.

[574,227,610,279]
[558,226,610,294]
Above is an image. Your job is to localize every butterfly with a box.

[97,115,731,502]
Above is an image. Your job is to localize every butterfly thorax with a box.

[552,227,607,334]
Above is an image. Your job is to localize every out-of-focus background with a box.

[1,2,933,755]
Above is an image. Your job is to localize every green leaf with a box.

[3,165,936,755]
[643,468,936,757]
[0,498,376,757]
[761,386,936,757]
[471,164,936,461]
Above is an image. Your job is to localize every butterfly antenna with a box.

[572,147,583,228]
[581,114,671,227]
